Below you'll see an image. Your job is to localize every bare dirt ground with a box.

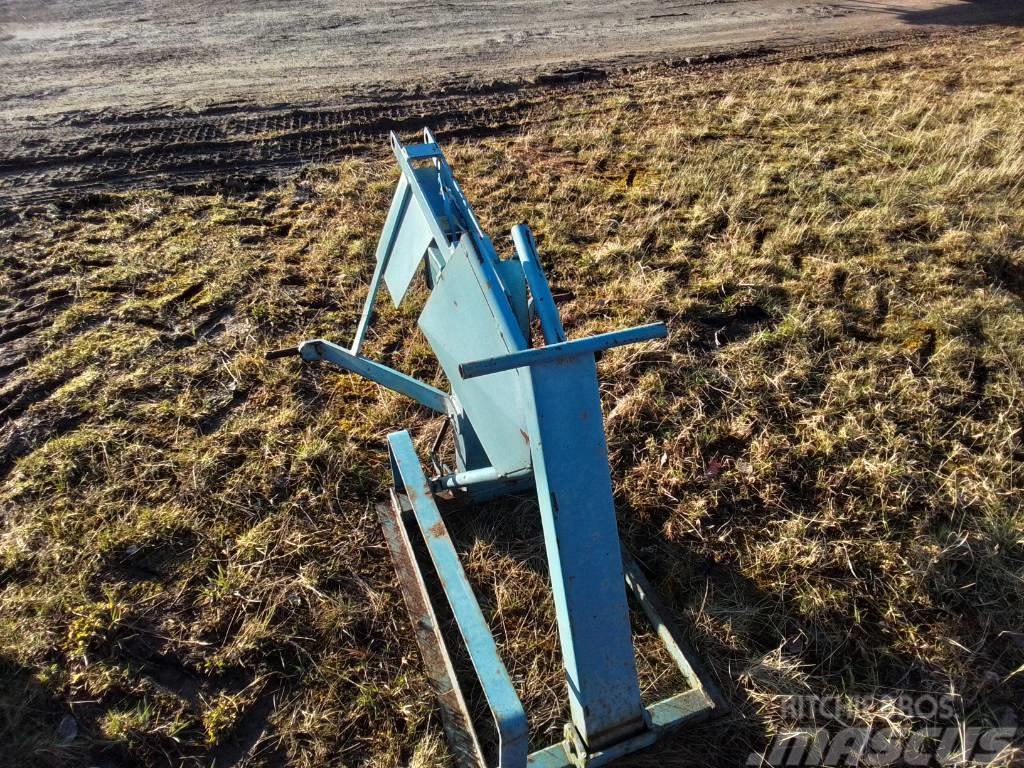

[1,0,1023,213]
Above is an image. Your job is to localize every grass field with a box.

[2,27,1023,768]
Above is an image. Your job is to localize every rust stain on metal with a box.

[429,521,447,539]
[376,500,486,766]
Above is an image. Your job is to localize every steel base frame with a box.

[380,431,721,768]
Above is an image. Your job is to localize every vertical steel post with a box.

[523,354,647,750]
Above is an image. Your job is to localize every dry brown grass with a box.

[2,27,1023,768]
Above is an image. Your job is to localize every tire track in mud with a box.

[0,89,550,212]
[0,31,944,214]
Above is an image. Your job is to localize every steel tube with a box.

[433,465,501,490]
[512,224,566,345]
[300,339,449,414]
[431,465,533,492]
[459,322,668,380]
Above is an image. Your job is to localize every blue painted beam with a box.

[388,430,529,768]
[522,355,647,748]
[459,322,668,380]
[390,132,455,255]
[511,224,566,346]
[298,339,449,414]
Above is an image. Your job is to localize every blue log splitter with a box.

[270,130,721,767]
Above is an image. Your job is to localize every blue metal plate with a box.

[419,237,532,476]
[381,179,434,306]
[497,257,530,342]
[380,165,452,307]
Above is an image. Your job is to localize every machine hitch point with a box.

[275,129,721,767]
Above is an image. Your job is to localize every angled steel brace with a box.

[298,339,450,414]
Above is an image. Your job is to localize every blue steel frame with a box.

[388,430,529,768]
[384,430,720,768]
[287,130,720,767]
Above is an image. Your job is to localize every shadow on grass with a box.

[434,488,1023,766]
[441,495,766,766]
[0,657,86,768]
[835,0,1024,28]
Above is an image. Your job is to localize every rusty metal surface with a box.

[377,495,487,768]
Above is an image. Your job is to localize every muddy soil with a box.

[1,0,1022,212]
